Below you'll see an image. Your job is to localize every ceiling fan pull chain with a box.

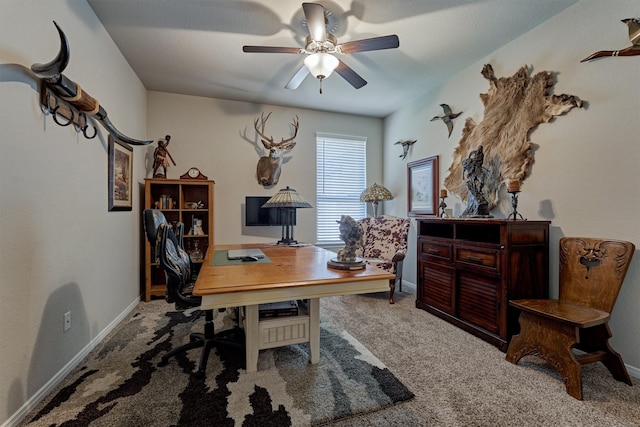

[319,78,323,94]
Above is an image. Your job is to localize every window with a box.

[316,133,367,244]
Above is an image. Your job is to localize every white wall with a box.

[0,1,147,424]
[383,0,640,371]
[146,92,384,245]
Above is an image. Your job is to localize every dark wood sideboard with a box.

[416,218,550,351]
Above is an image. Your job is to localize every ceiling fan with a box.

[242,2,399,93]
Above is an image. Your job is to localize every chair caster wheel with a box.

[158,359,168,367]
[194,370,205,379]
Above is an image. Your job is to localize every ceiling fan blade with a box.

[335,60,367,89]
[243,46,302,54]
[285,64,310,89]
[338,35,399,54]
[303,2,327,42]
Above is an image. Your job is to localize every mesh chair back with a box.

[159,223,200,308]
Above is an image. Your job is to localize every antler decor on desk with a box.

[31,22,152,146]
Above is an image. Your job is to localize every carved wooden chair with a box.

[506,237,635,400]
[355,215,411,304]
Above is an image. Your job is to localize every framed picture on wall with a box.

[108,136,133,211]
[407,155,439,216]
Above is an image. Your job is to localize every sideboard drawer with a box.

[455,246,500,274]
[420,240,452,263]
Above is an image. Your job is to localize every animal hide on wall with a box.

[444,64,583,208]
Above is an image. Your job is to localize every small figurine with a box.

[152,135,176,178]
[430,104,462,138]
[327,215,366,270]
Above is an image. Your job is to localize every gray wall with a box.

[382,0,640,374]
[1,0,147,423]
[2,0,639,425]
[145,92,384,245]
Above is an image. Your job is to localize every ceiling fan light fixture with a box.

[304,52,339,80]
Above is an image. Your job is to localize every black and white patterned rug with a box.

[21,301,414,426]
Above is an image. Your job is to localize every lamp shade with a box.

[360,183,393,217]
[262,186,312,209]
[360,183,393,203]
[304,53,339,79]
[262,186,311,245]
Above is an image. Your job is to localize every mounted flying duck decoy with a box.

[430,104,462,138]
[581,18,640,62]
[394,139,416,160]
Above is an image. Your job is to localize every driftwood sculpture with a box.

[31,22,152,146]
[460,145,491,217]
[444,64,582,208]
[581,18,640,62]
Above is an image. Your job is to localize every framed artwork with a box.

[108,136,133,211]
[407,155,439,216]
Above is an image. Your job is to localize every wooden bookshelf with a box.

[143,178,214,301]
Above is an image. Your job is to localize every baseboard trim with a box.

[627,364,640,380]
[3,297,140,427]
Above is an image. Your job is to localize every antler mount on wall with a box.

[31,22,152,146]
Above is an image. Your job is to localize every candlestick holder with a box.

[439,196,448,218]
[508,190,525,220]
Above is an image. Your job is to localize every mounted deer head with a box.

[254,112,299,187]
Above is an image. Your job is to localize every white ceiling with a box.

[87,0,578,118]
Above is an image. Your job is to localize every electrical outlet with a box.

[63,311,72,332]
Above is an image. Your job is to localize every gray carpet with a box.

[19,302,413,426]
[323,283,640,426]
[20,282,640,426]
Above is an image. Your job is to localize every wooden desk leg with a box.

[309,298,320,364]
[245,304,259,372]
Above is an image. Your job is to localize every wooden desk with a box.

[194,244,394,372]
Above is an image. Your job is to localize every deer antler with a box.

[254,112,274,147]
[254,113,299,147]
[281,115,300,145]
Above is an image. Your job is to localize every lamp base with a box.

[327,258,366,270]
[276,238,298,245]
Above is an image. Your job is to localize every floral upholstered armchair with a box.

[355,215,411,304]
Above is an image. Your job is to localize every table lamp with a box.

[360,183,393,217]
[262,186,312,245]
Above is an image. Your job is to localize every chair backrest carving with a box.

[559,237,635,313]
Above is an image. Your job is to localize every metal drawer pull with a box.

[427,248,440,254]
[465,255,484,264]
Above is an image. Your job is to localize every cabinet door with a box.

[457,271,500,335]
[420,261,455,314]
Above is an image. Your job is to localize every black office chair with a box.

[143,209,244,377]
